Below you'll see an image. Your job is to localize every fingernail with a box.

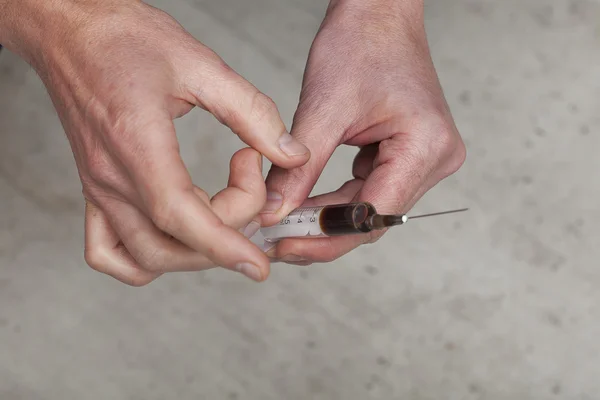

[266,248,277,259]
[261,192,283,214]
[282,254,307,263]
[287,261,313,266]
[241,221,261,238]
[236,263,263,282]
[278,132,309,157]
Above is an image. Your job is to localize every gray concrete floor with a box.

[1,0,599,398]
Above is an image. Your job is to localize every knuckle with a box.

[84,151,120,188]
[192,187,211,204]
[432,122,459,156]
[378,116,466,182]
[213,104,243,130]
[84,246,109,274]
[204,245,219,261]
[132,246,167,273]
[151,209,174,234]
[249,92,279,126]
[85,243,158,286]
[430,121,466,178]
[443,137,467,177]
[149,196,179,233]
[378,136,428,178]
[210,57,234,75]
[229,150,259,177]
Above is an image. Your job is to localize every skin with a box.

[0,0,310,285]
[262,0,466,265]
[0,0,465,284]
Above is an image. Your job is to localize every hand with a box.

[1,0,310,285]
[262,0,466,264]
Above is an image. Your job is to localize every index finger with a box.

[180,47,310,170]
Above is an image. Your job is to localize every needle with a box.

[408,208,470,220]
[368,208,469,229]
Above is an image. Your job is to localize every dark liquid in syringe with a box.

[318,203,377,236]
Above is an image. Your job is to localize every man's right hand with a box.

[0,0,310,285]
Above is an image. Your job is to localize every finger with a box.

[352,144,379,180]
[272,176,438,265]
[356,133,435,215]
[270,127,439,263]
[353,116,465,214]
[182,50,309,168]
[84,200,159,287]
[268,179,372,264]
[114,114,270,282]
[262,100,346,225]
[274,129,446,263]
[210,148,266,229]
[351,142,425,212]
[101,198,218,273]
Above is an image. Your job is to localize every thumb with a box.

[262,103,344,225]
[182,48,310,169]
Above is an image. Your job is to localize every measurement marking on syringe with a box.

[275,206,324,227]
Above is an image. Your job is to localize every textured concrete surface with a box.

[1,0,599,398]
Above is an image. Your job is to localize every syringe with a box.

[258,202,468,242]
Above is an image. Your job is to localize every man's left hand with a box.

[261,0,466,265]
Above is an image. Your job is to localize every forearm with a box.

[328,0,423,19]
[0,0,139,63]
[0,0,50,55]
[323,0,425,43]
[0,0,22,45]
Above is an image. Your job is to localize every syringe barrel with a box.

[260,202,377,241]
